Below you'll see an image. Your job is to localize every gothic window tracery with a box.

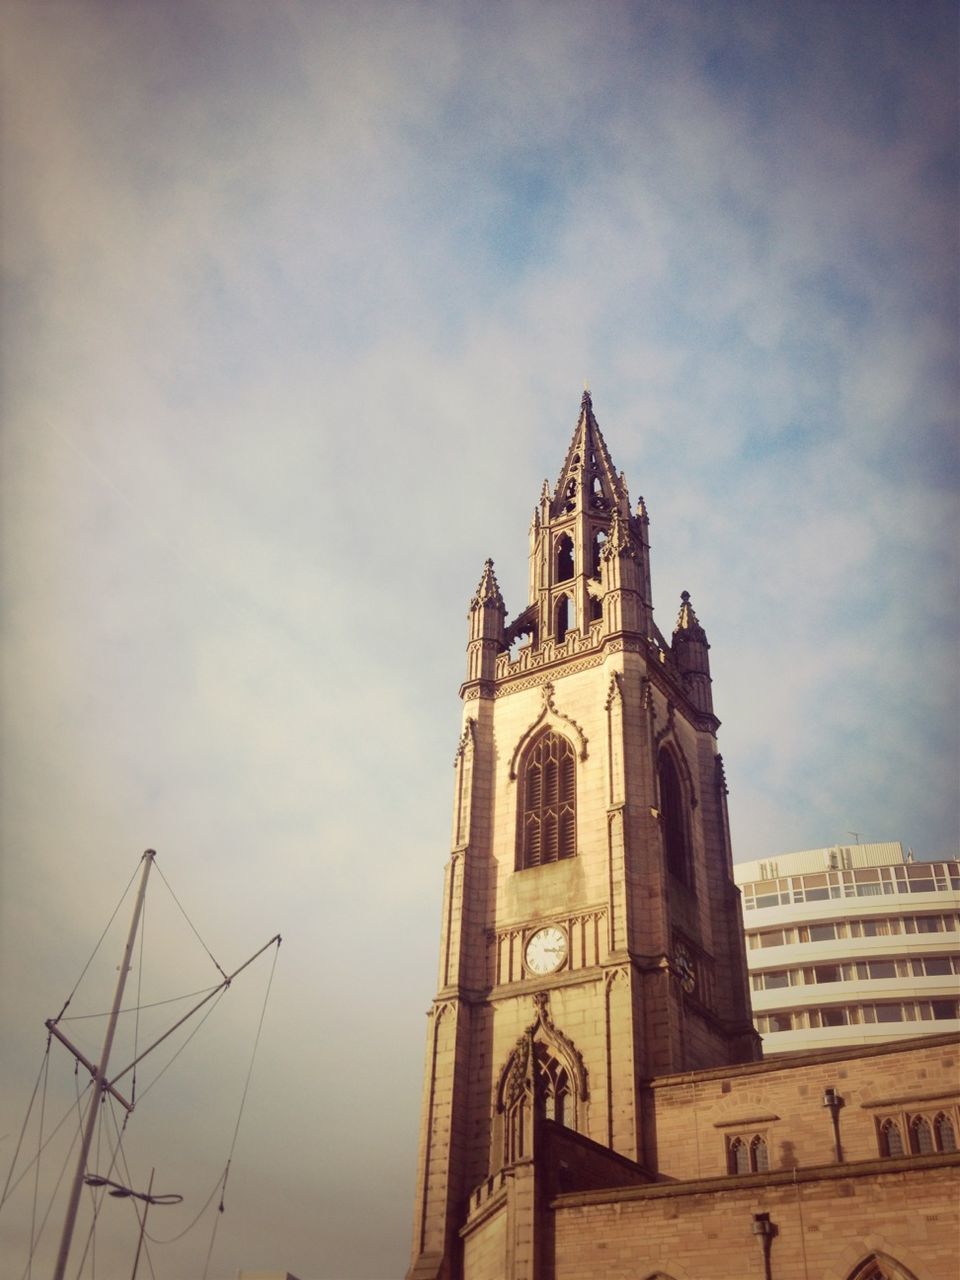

[726,1132,768,1173]
[518,731,576,869]
[847,1254,919,1280]
[878,1117,904,1156]
[910,1114,933,1154]
[727,1135,749,1174]
[501,1040,579,1163]
[878,1108,958,1157]
[935,1111,957,1151]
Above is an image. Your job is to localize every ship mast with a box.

[51,848,155,1280]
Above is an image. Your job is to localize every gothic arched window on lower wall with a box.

[878,1117,905,1157]
[726,1133,768,1174]
[517,730,577,869]
[878,1108,958,1157]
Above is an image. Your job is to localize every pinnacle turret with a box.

[671,590,713,715]
[471,558,505,610]
[673,589,707,642]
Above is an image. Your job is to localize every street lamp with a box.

[84,1170,182,1280]
[822,1086,845,1162]
[752,1212,777,1280]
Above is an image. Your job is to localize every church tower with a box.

[407,393,759,1280]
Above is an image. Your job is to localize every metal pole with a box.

[129,1168,154,1280]
[52,850,156,1280]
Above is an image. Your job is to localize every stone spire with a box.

[466,558,506,686]
[671,590,713,715]
[471,558,505,610]
[551,389,627,520]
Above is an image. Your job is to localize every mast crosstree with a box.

[35,848,281,1280]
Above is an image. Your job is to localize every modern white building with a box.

[733,842,960,1054]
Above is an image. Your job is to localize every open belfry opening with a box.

[406,393,959,1280]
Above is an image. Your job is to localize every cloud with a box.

[1,2,956,1276]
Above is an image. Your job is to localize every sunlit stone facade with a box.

[406,394,960,1280]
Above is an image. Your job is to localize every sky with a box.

[0,1,957,1277]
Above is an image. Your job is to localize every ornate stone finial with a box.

[471,558,505,610]
[674,590,707,640]
[581,386,592,410]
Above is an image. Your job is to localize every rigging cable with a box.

[16,1069,87,1280]
[0,1035,50,1211]
[145,1167,226,1246]
[50,861,141,1026]
[2,1079,94,1208]
[131,987,227,1105]
[132,887,146,1108]
[73,1100,136,1280]
[57,985,221,1021]
[153,860,229,982]
[26,1034,50,1279]
[201,935,281,1280]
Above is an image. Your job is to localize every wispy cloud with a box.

[1,2,956,1276]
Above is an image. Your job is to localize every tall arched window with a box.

[658,748,691,888]
[592,529,607,575]
[556,533,574,581]
[518,731,576,869]
[555,594,574,642]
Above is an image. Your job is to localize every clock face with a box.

[674,946,696,994]
[525,926,568,976]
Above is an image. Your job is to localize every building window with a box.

[556,534,574,582]
[555,594,573,642]
[538,1052,571,1128]
[750,1134,769,1172]
[848,1255,919,1280]
[727,1136,749,1174]
[517,731,576,869]
[935,1112,957,1151]
[726,1133,768,1174]
[878,1118,904,1157]
[658,749,691,888]
[909,1115,934,1154]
